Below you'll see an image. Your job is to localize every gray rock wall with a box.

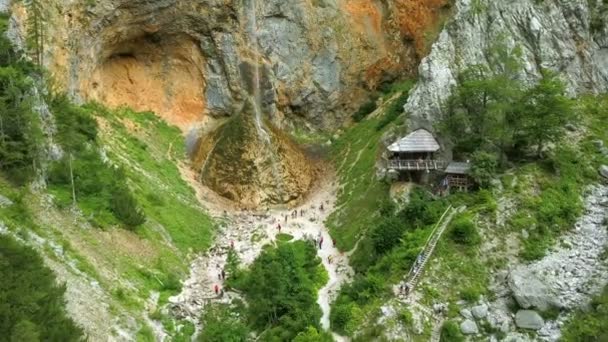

[405,0,608,123]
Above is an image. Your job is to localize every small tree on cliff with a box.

[24,0,46,68]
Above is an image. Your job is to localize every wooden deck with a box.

[387,159,447,171]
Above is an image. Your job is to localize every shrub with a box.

[376,91,410,131]
[353,98,377,122]
[111,186,146,228]
[449,215,480,246]
[440,321,465,342]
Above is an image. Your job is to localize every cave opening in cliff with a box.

[86,32,207,131]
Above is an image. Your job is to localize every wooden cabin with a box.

[387,129,446,171]
[444,161,472,192]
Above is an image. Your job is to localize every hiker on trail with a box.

[328,255,333,264]
[320,204,324,211]
[218,273,222,280]
[319,236,324,249]
[214,284,219,295]
[285,215,288,223]
[221,269,226,280]
[399,284,404,294]
[300,209,303,217]
[332,238,336,247]
[404,283,410,296]
[277,224,281,233]
[220,288,224,297]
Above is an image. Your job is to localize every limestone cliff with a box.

[8,0,451,206]
[405,0,608,123]
[11,0,449,132]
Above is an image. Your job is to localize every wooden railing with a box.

[387,159,447,171]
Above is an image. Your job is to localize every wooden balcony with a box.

[387,159,447,171]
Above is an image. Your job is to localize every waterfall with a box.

[248,0,270,144]
[246,0,286,202]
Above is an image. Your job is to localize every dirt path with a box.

[169,167,354,339]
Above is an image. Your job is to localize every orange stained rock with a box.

[85,36,206,132]
[394,0,450,56]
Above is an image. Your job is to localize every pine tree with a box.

[24,0,46,68]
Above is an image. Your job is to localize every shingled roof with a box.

[445,162,471,174]
[388,129,440,153]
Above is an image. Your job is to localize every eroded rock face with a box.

[405,0,608,123]
[13,0,451,132]
[9,0,450,206]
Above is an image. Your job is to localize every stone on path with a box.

[508,268,560,311]
[471,304,488,319]
[460,308,473,319]
[460,319,479,335]
[515,310,544,330]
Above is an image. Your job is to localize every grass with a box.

[94,106,215,253]
[326,116,392,251]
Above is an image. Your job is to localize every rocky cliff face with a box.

[12,0,449,132]
[405,0,608,123]
[9,0,450,206]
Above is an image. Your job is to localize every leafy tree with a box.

[231,241,324,340]
[198,304,249,342]
[293,326,333,342]
[0,235,84,341]
[469,151,498,188]
[518,70,575,157]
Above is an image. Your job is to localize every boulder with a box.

[471,304,488,319]
[600,165,608,179]
[508,267,560,311]
[460,319,479,335]
[515,310,544,330]
[460,308,473,319]
[565,123,576,132]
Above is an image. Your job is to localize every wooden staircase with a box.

[399,205,465,297]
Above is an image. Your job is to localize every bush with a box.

[449,215,480,246]
[352,98,378,122]
[111,186,146,228]
[376,91,409,131]
[562,286,608,341]
[440,321,465,342]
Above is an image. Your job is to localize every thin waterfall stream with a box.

[246,0,286,201]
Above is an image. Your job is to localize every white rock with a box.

[471,304,488,319]
[460,308,473,319]
[460,319,479,335]
[515,310,544,330]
